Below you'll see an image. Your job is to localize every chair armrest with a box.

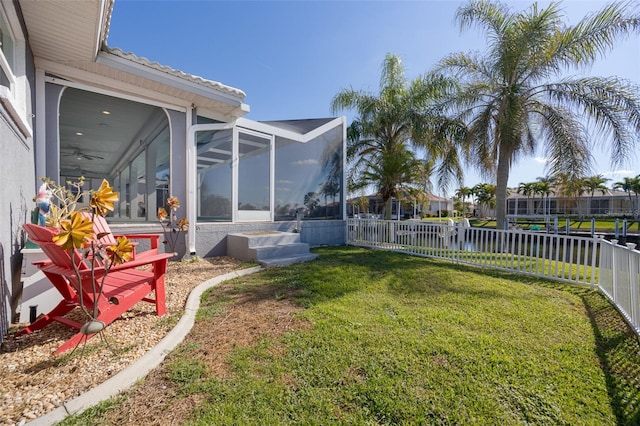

[40,252,173,279]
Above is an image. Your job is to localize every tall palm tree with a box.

[613,175,640,218]
[582,174,610,215]
[435,0,640,229]
[331,53,464,219]
[455,186,473,217]
[516,181,536,215]
[534,176,555,216]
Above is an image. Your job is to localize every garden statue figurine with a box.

[35,182,51,226]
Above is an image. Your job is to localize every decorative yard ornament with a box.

[34,182,51,226]
[158,196,189,260]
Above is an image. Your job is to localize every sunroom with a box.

[52,85,345,257]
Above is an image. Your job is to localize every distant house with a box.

[506,188,635,217]
[0,1,346,340]
[347,194,453,218]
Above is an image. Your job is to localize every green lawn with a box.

[64,246,640,425]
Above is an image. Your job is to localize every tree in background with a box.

[455,186,473,217]
[613,175,640,218]
[435,0,640,229]
[582,174,610,215]
[332,53,464,219]
[471,183,496,217]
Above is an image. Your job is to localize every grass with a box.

[62,246,640,425]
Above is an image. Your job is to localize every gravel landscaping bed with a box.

[0,257,245,425]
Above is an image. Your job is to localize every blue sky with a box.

[108,0,640,196]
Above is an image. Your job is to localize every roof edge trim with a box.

[98,46,246,103]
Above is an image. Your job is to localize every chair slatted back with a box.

[23,223,89,271]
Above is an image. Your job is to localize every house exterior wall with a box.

[0,4,35,341]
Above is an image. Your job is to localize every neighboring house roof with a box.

[428,194,450,202]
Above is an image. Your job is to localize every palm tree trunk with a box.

[495,152,511,230]
[385,197,393,220]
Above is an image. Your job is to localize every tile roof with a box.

[102,45,246,99]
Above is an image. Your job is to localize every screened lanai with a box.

[192,117,345,224]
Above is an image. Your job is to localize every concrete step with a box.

[250,242,311,260]
[259,253,319,268]
[228,231,313,263]
[230,231,301,248]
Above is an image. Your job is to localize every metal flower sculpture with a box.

[157,195,189,258]
[37,177,135,345]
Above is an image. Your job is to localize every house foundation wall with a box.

[195,220,346,258]
[109,220,346,259]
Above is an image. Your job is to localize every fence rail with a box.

[346,218,640,338]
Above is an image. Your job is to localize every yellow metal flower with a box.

[166,196,180,211]
[90,179,119,217]
[177,218,189,231]
[52,211,95,250]
[108,236,134,266]
[157,207,168,222]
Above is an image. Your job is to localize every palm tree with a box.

[582,174,610,215]
[471,182,496,217]
[435,0,640,229]
[533,176,555,216]
[455,186,473,217]
[331,53,464,219]
[516,182,536,215]
[554,172,586,216]
[613,175,640,218]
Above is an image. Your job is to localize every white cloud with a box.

[293,159,319,166]
[534,156,550,164]
[277,180,294,184]
[276,187,291,192]
[602,169,635,176]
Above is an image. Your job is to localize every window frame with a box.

[0,3,32,137]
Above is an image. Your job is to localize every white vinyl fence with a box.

[598,239,640,337]
[346,219,640,338]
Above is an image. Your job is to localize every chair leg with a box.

[54,331,91,355]
[154,277,166,316]
[16,300,77,336]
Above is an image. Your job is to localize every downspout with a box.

[186,106,197,255]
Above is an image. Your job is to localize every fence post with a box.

[612,239,618,301]
[626,243,639,331]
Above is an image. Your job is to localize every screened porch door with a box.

[235,129,273,221]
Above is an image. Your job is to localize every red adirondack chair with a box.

[19,222,173,354]
[89,214,162,259]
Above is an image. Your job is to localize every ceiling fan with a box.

[62,148,104,161]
